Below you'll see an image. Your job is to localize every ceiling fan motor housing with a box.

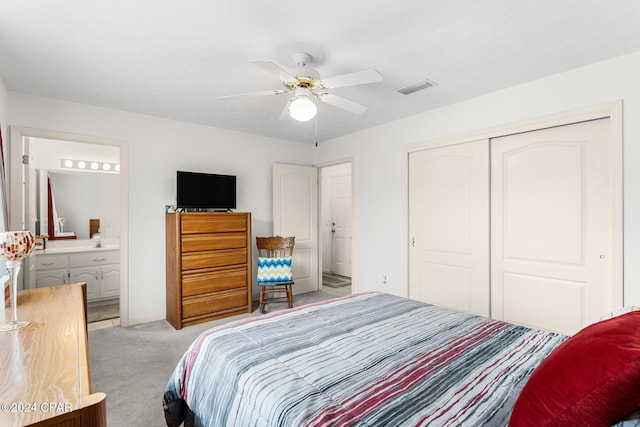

[292,52,320,83]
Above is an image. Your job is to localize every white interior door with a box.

[272,163,318,294]
[408,140,490,316]
[491,118,618,335]
[331,174,352,277]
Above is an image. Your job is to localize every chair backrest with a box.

[256,236,295,258]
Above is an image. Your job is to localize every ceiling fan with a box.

[218,52,383,122]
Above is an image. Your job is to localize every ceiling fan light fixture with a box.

[288,88,317,122]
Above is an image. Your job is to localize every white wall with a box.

[314,50,640,306]
[7,93,314,323]
[0,77,7,143]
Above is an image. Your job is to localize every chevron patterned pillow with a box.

[257,256,293,283]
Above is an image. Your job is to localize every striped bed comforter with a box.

[163,292,566,427]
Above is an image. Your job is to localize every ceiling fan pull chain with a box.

[315,112,318,147]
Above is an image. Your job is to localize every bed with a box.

[163,292,640,427]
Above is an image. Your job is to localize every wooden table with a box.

[0,284,106,427]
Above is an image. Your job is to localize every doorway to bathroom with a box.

[9,127,129,326]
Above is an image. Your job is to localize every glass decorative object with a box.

[0,231,35,331]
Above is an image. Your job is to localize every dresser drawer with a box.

[181,232,246,253]
[182,267,247,297]
[181,215,247,234]
[35,255,69,270]
[182,288,248,319]
[182,248,247,271]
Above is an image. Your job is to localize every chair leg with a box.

[259,287,266,314]
[287,285,293,308]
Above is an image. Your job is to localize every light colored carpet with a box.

[88,291,335,427]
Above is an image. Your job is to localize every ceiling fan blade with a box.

[317,69,382,89]
[217,89,290,100]
[318,93,367,114]
[279,99,292,120]
[251,61,298,83]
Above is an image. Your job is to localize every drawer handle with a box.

[42,262,56,266]
[93,258,106,262]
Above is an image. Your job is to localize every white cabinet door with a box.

[35,268,68,288]
[100,264,120,298]
[70,267,100,301]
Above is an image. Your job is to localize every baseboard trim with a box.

[122,313,166,327]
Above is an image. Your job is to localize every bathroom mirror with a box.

[37,170,120,240]
[28,138,121,241]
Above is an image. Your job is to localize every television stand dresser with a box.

[165,212,252,329]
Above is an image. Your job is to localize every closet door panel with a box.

[502,273,585,335]
[409,140,489,316]
[491,118,615,335]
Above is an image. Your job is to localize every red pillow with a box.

[509,311,640,426]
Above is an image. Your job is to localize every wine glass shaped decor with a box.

[0,231,35,331]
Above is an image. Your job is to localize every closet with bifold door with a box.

[408,104,622,335]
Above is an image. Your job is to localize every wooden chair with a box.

[256,236,295,313]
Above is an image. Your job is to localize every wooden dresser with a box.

[166,212,252,329]
[0,283,106,427]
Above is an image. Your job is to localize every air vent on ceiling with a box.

[395,78,437,95]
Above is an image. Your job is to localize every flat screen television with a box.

[176,171,236,210]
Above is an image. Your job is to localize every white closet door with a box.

[409,140,490,316]
[491,118,617,335]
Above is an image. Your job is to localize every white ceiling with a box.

[1,1,639,144]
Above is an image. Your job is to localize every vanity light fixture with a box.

[60,159,120,174]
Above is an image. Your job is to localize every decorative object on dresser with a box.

[165,212,252,329]
[2,275,8,307]
[0,230,35,331]
[0,283,107,426]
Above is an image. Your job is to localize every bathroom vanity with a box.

[34,245,120,302]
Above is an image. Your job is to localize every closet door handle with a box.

[62,273,66,284]
[95,271,99,280]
